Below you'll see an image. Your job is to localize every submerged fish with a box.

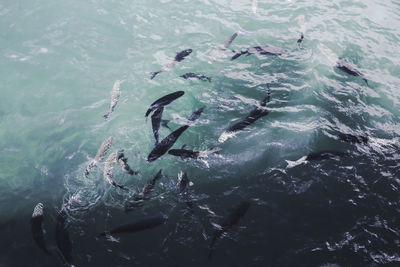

[208,201,250,260]
[150,49,192,79]
[151,106,165,144]
[55,209,73,265]
[125,169,163,211]
[168,145,221,160]
[219,90,271,143]
[145,91,185,118]
[231,45,289,60]
[117,152,139,175]
[104,80,122,121]
[31,203,52,256]
[208,32,238,63]
[338,133,369,144]
[286,150,350,168]
[85,136,113,177]
[336,57,368,85]
[180,72,211,82]
[104,151,127,190]
[98,215,167,237]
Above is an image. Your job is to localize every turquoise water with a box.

[1,0,400,266]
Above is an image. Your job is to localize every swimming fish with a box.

[180,72,211,82]
[117,152,139,175]
[104,80,122,121]
[231,45,289,60]
[85,136,113,177]
[31,203,52,256]
[104,151,127,190]
[145,91,185,118]
[150,49,192,79]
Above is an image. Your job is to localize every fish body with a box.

[336,58,368,85]
[125,170,162,211]
[208,201,250,259]
[117,153,138,175]
[338,133,369,144]
[104,151,127,189]
[104,80,122,120]
[145,91,184,118]
[31,203,52,256]
[150,49,192,79]
[168,147,221,159]
[151,106,164,144]
[180,73,211,82]
[231,45,288,60]
[85,136,113,177]
[219,91,270,142]
[55,209,73,265]
[98,215,166,236]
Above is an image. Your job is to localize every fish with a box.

[85,136,113,177]
[178,171,193,209]
[336,57,368,85]
[145,91,185,118]
[151,106,165,144]
[338,133,369,144]
[31,203,52,256]
[103,80,122,121]
[208,201,250,260]
[231,45,289,60]
[125,170,163,211]
[168,145,221,159]
[286,150,350,168]
[219,90,271,143]
[117,152,139,175]
[98,215,167,237]
[55,209,73,265]
[208,33,238,63]
[150,49,193,79]
[180,72,211,82]
[147,107,204,162]
[104,151,127,190]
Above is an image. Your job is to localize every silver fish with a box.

[103,80,122,121]
[85,136,113,177]
[104,151,127,190]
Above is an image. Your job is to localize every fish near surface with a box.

[104,151,127,190]
[98,215,167,237]
[55,209,73,265]
[147,107,204,162]
[31,203,52,256]
[180,72,211,82]
[336,57,368,85]
[145,90,184,118]
[219,90,271,143]
[104,80,122,121]
[151,106,165,144]
[125,169,162,211]
[208,201,250,260]
[231,45,289,60]
[117,152,139,175]
[150,49,192,79]
[168,145,221,160]
[85,136,113,177]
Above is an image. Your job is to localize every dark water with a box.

[1,0,400,266]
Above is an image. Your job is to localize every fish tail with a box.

[150,71,161,80]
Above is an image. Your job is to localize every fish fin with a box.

[103,113,109,121]
[150,71,161,80]
[161,119,170,129]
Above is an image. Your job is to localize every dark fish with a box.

[117,153,139,175]
[180,72,211,82]
[231,45,289,60]
[208,201,250,260]
[145,91,185,117]
[338,133,369,144]
[178,171,193,209]
[297,33,304,46]
[31,203,52,256]
[188,106,205,122]
[219,90,270,142]
[150,49,193,79]
[147,125,189,162]
[305,150,349,161]
[55,209,73,265]
[168,145,221,160]
[98,215,167,237]
[125,170,163,211]
[336,57,368,85]
[147,107,204,162]
[151,106,165,144]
